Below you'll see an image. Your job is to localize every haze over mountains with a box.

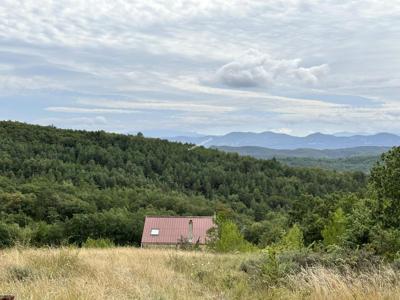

[169,132,400,150]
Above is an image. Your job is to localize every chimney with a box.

[188,219,193,243]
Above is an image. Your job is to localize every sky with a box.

[1,0,400,136]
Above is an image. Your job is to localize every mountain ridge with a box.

[169,131,400,149]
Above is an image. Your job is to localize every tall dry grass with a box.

[286,266,400,300]
[0,247,399,299]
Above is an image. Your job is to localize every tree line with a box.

[0,121,399,258]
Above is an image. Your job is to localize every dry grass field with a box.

[1,247,400,300]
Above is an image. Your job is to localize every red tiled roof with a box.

[141,216,215,245]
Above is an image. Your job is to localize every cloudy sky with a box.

[1,0,400,136]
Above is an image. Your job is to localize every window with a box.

[150,228,159,236]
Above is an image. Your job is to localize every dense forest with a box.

[274,155,378,173]
[214,145,384,172]
[0,121,399,257]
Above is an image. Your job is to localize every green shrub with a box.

[240,247,382,285]
[82,237,115,248]
[240,248,302,285]
[370,226,400,259]
[279,224,304,251]
[0,222,24,248]
[32,222,65,246]
[322,208,348,247]
[207,220,255,253]
[322,246,382,271]
[177,236,201,251]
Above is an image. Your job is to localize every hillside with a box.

[170,132,400,149]
[277,156,379,173]
[213,146,388,172]
[213,145,389,159]
[0,121,366,247]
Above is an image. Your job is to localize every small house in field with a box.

[141,216,215,248]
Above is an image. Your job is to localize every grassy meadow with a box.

[1,247,400,300]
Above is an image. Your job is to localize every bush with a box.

[240,247,382,285]
[207,220,255,253]
[322,208,348,247]
[279,224,304,251]
[0,222,24,248]
[177,236,201,251]
[82,237,115,248]
[240,249,304,285]
[32,222,65,246]
[370,226,400,259]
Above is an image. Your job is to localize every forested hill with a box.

[0,121,367,247]
[213,145,388,172]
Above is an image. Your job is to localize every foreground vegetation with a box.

[1,247,400,300]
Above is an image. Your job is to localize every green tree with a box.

[245,212,288,246]
[346,198,374,246]
[208,220,254,252]
[280,224,304,251]
[322,208,348,247]
[370,147,400,226]
[370,225,400,259]
[0,222,22,248]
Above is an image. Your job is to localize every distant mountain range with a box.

[169,132,400,150]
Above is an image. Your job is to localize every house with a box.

[140,216,215,248]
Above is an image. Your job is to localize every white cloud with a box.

[209,49,329,88]
[168,76,341,109]
[0,75,62,91]
[35,116,108,127]
[45,107,138,114]
[77,99,235,113]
